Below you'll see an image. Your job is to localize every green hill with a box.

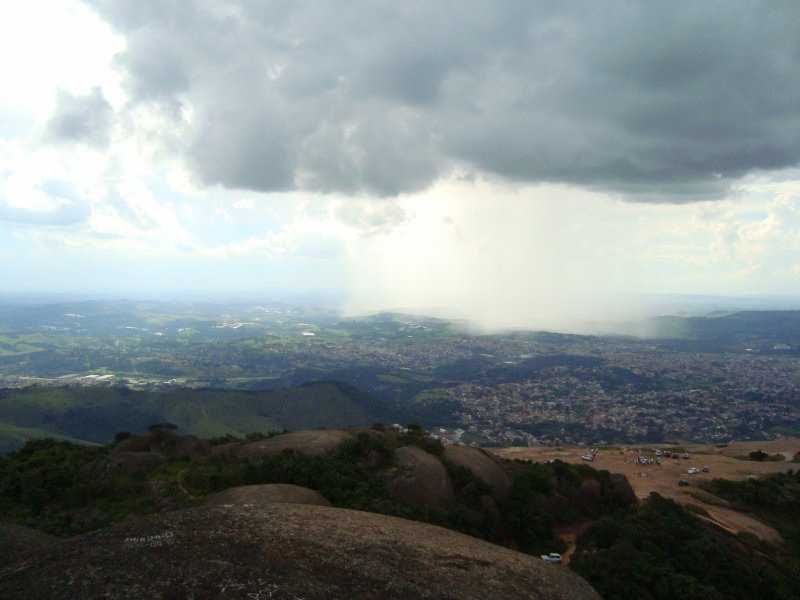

[0,382,384,452]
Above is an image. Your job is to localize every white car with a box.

[687,467,700,474]
[541,553,562,563]
[581,455,594,461]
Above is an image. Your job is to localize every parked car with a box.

[683,452,690,459]
[702,465,709,472]
[688,467,699,474]
[678,479,690,486]
[541,553,562,563]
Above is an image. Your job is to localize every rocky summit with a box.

[1,503,600,599]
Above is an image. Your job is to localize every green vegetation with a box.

[570,493,798,600]
[701,470,800,559]
[0,429,634,556]
[4,430,800,598]
[376,373,412,384]
[503,459,634,555]
[0,382,384,453]
[736,449,785,462]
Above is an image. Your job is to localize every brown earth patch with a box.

[495,438,800,544]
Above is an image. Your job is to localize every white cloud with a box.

[1,1,799,321]
[0,0,123,127]
[233,198,256,210]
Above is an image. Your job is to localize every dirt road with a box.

[495,438,800,544]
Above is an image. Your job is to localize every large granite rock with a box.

[388,446,455,512]
[0,523,59,564]
[0,504,601,599]
[443,445,512,504]
[608,473,637,505]
[233,430,355,463]
[83,451,166,478]
[204,484,331,508]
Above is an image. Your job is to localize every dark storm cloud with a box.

[45,87,113,148]
[86,0,800,200]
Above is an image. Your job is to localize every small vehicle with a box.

[702,465,709,473]
[688,467,699,474]
[678,479,690,486]
[683,452,690,459]
[581,455,594,461]
[541,553,562,563]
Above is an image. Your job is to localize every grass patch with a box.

[377,373,413,384]
[734,450,785,462]
[413,388,452,402]
[0,421,93,455]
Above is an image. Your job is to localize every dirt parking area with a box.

[495,438,800,544]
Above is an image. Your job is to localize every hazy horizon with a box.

[3,290,800,337]
[2,1,800,332]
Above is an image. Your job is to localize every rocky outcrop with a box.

[578,479,602,505]
[443,445,512,504]
[204,484,331,507]
[111,433,210,457]
[83,451,166,478]
[0,523,59,564]
[608,473,637,505]
[112,435,151,453]
[173,434,211,457]
[0,504,601,599]
[233,430,355,463]
[387,446,455,512]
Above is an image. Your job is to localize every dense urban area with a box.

[1,300,799,447]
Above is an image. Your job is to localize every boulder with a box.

[608,473,638,505]
[0,504,601,599]
[204,484,331,508]
[234,430,355,463]
[210,441,239,458]
[0,523,59,563]
[443,445,512,504]
[173,435,211,457]
[84,451,166,478]
[578,479,602,505]
[111,435,151,453]
[388,446,455,512]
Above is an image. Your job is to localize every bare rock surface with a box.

[0,523,59,563]
[204,484,331,507]
[234,430,355,462]
[0,504,600,599]
[578,479,602,504]
[111,435,151,453]
[389,446,455,512]
[608,473,637,505]
[444,445,512,503]
[173,434,212,457]
[84,451,166,478]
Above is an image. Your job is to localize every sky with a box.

[1,1,800,330]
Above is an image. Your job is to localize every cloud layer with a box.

[86,0,800,201]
